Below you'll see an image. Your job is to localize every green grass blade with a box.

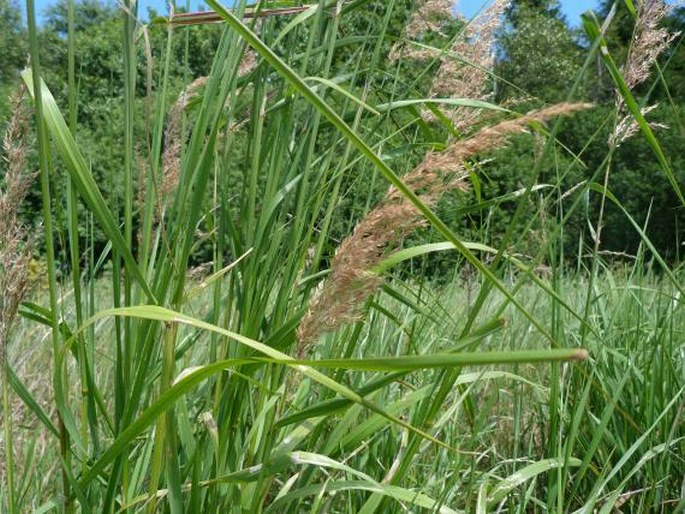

[274,350,589,371]
[487,458,582,505]
[20,72,156,302]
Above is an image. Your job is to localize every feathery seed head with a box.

[297,102,592,350]
[609,0,678,145]
[623,0,678,92]
[406,0,456,39]
[1,85,35,352]
[237,48,258,77]
[425,0,511,129]
[160,76,208,212]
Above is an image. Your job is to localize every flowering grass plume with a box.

[0,85,35,487]
[296,102,592,349]
[609,0,679,146]
[406,0,455,39]
[160,75,209,211]
[427,0,510,129]
[159,50,258,216]
[390,0,510,131]
[0,85,34,348]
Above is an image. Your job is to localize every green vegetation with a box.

[0,0,683,512]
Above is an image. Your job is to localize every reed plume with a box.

[159,50,258,216]
[392,0,510,130]
[0,85,35,349]
[405,0,455,39]
[609,0,679,146]
[159,76,209,211]
[426,0,510,129]
[0,85,35,490]
[297,102,592,349]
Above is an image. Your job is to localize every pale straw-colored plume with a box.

[431,0,509,97]
[608,104,668,147]
[159,49,258,213]
[389,0,455,62]
[610,0,679,145]
[237,48,258,77]
[426,0,510,129]
[0,85,35,348]
[406,0,456,39]
[390,0,511,127]
[390,0,509,130]
[622,0,678,92]
[160,75,208,210]
[0,85,35,483]
[296,102,592,350]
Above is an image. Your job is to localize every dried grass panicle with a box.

[622,0,679,92]
[406,0,456,39]
[431,0,509,97]
[609,104,668,147]
[425,0,510,129]
[1,85,35,356]
[160,76,208,207]
[160,50,257,208]
[297,201,421,351]
[610,0,679,145]
[392,0,509,117]
[238,48,258,77]
[297,102,592,349]
[389,0,455,62]
[418,102,593,172]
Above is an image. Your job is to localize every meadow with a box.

[1,0,683,512]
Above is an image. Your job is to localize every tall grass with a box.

[1,0,683,512]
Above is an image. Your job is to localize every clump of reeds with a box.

[609,0,679,146]
[297,102,592,349]
[0,85,35,500]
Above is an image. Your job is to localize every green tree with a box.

[496,0,583,102]
[29,0,222,261]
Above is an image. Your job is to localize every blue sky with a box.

[30,0,605,25]
[460,0,600,25]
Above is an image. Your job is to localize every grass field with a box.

[1,0,684,512]
[5,265,685,512]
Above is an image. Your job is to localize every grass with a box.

[1,0,683,512]
[4,265,684,512]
